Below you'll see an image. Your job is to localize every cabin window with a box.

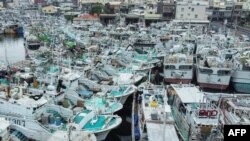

[225,54,233,60]
[217,70,230,76]
[165,65,175,70]
[178,103,186,115]
[199,68,213,74]
[179,65,192,70]
[243,65,250,71]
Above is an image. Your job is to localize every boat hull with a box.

[118,94,130,105]
[231,70,250,93]
[196,66,231,90]
[4,29,16,34]
[164,78,192,84]
[198,83,228,90]
[95,130,111,141]
[16,27,24,35]
[163,64,193,85]
[232,82,250,93]
[26,43,41,50]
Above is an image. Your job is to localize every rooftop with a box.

[171,84,205,103]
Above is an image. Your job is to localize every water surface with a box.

[0,34,25,64]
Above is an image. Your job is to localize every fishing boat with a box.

[0,117,11,141]
[221,95,250,125]
[168,84,223,141]
[196,46,233,90]
[84,96,123,114]
[231,47,250,93]
[101,65,145,85]
[0,117,44,141]
[72,110,122,141]
[65,89,123,115]
[102,85,137,104]
[4,23,23,35]
[78,78,102,92]
[135,84,179,141]
[0,86,97,141]
[113,72,144,85]
[47,130,97,141]
[164,45,193,84]
[25,34,41,50]
[133,33,156,48]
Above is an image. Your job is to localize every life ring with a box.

[210,110,218,117]
[199,110,207,116]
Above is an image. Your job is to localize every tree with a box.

[103,3,115,14]
[89,3,103,15]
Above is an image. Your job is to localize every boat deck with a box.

[146,122,179,141]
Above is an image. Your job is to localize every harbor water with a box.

[0,35,25,64]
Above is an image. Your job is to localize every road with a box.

[210,22,250,38]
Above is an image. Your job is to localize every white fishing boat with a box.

[64,89,123,115]
[164,53,193,84]
[231,47,250,93]
[135,84,179,141]
[0,86,97,141]
[101,85,137,104]
[0,117,11,141]
[168,84,223,141]
[221,95,250,125]
[24,34,41,50]
[72,110,122,141]
[196,46,233,90]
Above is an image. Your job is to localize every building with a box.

[108,1,121,13]
[157,0,176,21]
[42,5,58,14]
[208,0,234,21]
[208,0,250,22]
[232,0,249,20]
[174,0,209,24]
[59,2,74,11]
[73,13,98,24]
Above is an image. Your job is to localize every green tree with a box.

[103,3,115,14]
[89,3,103,15]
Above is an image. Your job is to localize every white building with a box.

[209,0,226,8]
[174,0,209,23]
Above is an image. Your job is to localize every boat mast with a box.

[68,124,72,141]
[4,42,11,99]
